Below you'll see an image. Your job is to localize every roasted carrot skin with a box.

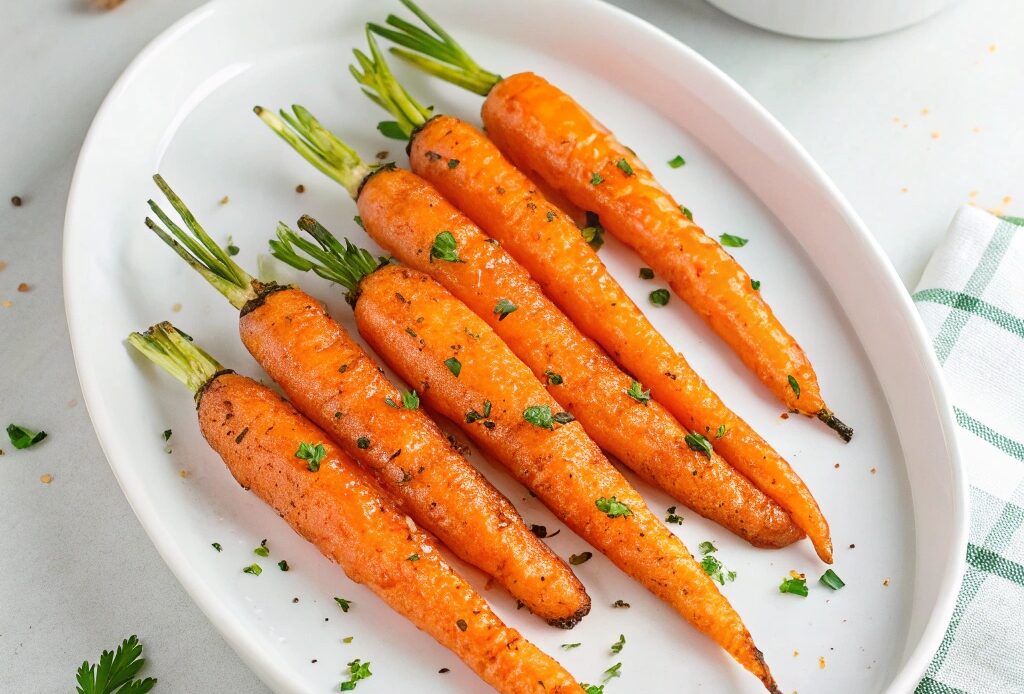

[237,286,590,627]
[197,371,583,694]
[353,265,780,693]
[478,71,840,428]
[407,115,831,563]
[357,167,802,550]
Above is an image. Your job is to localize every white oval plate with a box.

[63,1,966,692]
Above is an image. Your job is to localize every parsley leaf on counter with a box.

[75,635,156,694]
[7,424,47,450]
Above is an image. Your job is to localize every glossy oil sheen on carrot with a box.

[197,373,582,693]
[479,71,825,418]
[238,286,590,626]
[407,115,831,563]
[352,266,779,692]
[357,168,802,550]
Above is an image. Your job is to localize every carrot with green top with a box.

[257,100,804,552]
[127,322,584,694]
[345,31,832,563]
[141,175,590,627]
[271,224,782,693]
[367,0,853,442]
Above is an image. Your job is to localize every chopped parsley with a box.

[616,158,635,176]
[335,597,352,612]
[242,563,262,576]
[612,599,630,608]
[649,288,670,306]
[546,210,557,222]
[430,231,463,263]
[384,397,399,408]
[211,542,222,552]
[787,375,801,399]
[610,634,626,654]
[544,369,563,385]
[638,267,654,280]
[447,158,460,169]
[589,172,604,186]
[401,390,420,409]
[295,441,326,471]
[342,636,354,644]
[665,506,684,524]
[377,120,406,140]
[278,560,289,571]
[819,569,845,590]
[581,686,604,694]
[493,298,518,320]
[6,424,47,450]
[226,236,240,256]
[581,223,604,250]
[715,424,727,439]
[356,436,370,450]
[561,642,581,650]
[553,411,575,424]
[75,635,156,694]
[719,233,749,248]
[603,662,622,683]
[254,544,269,558]
[680,205,693,221]
[595,496,633,518]
[444,357,462,377]
[339,658,372,691]
[522,405,554,429]
[668,155,686,168]
[529,524,560,539]
[699,542,736,585]
[162,429,172,441]
[407,553,420,561]
[626,380,651,405]
[685,432,713,457]
[465,409,485,423]
[569,551,592,565]
[751,278,761,291]
[779,575,809,597]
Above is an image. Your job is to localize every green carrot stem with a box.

[253,105,371,198]
[127,322,224,395]
[367,0,501,97]
[146,174,258,310]
[268,216,384,304]
[350,28,434,137]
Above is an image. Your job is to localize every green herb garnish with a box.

[401,390,420,409]
[226,236,240,256]
[665,506,684,524]
[569,551,592,565]
[595,496,632,518]
[616,159,634,176]
[544,369,563,385]
[751,278,761,291]
[254,545,269,558]
[377,120,407,140]
[787,375,801,399]
[211,542,222,552]
[561,643,581,650]
[590,172,604,186]
[603,662,622,683]
[680,205,693,221]
[162,429,172,441]
[75,635,157,694]
[668,155,686,169]
[719,233,749,247]
[6,424,47,450]
[715,424,727,439]
[523,405,554,429]
[444,357,461,377]
[779,575,809,597]
[356,436,370,450]
[334,597,352,612]
[626,380,651,405]
[493,298,517,320]
[242,563,262,576]
[407,553,420,561]
[649,288,670,306]
[638,267,654,280]
[295,441,326,471]
[685,432,713,457]
[430,230,463,263]
[610,634,626,654]
[819,569,845,590]
[447,158,460,169]
[339,659,372,691]
[278,560,289,571]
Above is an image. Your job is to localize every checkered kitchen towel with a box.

[913,206,1024,693]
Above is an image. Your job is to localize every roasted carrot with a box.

[256,98,805,552]
[369,0,853,442]
[127,323,583,694]
[142,175,590,627]
[403,115,832,564]
[305,260,780,693]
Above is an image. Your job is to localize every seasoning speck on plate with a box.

[819,656,826,669]
[11,195,23,207]
[219,195,230,205]
[172,302,182,313]
[40,473,53,484]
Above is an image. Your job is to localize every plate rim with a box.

[62,1,968,692]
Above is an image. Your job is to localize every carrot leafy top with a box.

[367,0,501,97]
[351,29,434,140]
[146,174,260,310]
[127,322,224,395]
[269,216,386,305]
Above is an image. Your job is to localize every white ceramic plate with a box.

[63,1,966,692]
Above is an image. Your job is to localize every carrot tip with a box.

[818,409,853,442]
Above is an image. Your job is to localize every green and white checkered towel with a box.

[913,206,1024,694]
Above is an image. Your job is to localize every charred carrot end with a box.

[819,409,854,443]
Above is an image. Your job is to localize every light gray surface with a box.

[1,0,1019,691]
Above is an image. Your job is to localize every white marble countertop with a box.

[1,0,1020,691]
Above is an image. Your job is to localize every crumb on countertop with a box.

[68,399,78,408]
[921,108,930,116]
[40,473,53,484]
[172,302,182,313]
[179,469,189,478]
[883,578,891,587]
[2,300,12,309]
[1003,196,1013,205]
[834,463,840,469]
[793,650,799,657]
[780,412,790,420]
[219,195,230,205]
[819,656,826,670]
[989,43,998,53]
[10,195,22,207]
[901,187,909,193]
[0,260,6,271]
[17,283,30,292]
[295,184,305,193]
[870,467,877,474]
[931,131,941,140]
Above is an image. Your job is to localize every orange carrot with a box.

[370,0,852,442]
[405,114,832,563]
[142,175,590,627]
[255,102,804,551]
[347,265,781,693]
[127,323,584,694]
[355,167,804,551]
